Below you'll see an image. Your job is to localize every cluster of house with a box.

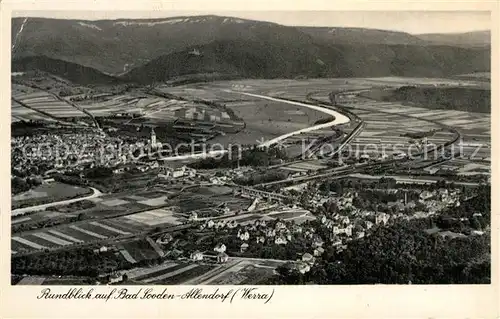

[158,164,197,179]
[11,131,158,177]
[414,188,461,217]
[201,167,256,185]
[197,217,328,256]
[310,185,462,222]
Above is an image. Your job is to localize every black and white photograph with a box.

[9,10,491,287]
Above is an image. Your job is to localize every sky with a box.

[12,11,491,34]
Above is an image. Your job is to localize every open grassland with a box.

[12,182,92,209]
[360,86,490,113]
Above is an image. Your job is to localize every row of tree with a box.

[11,176,42,195]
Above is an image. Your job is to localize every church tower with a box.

[151,127,157,148]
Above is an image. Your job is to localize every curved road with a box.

[12,187,103,216]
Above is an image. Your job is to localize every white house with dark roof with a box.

[217,252,229,263]
[214,243,226,253]
[302,253,315,265]
[275,236,288,245]
[190,251,203,261]
[240,242,249,253]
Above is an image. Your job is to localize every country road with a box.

[12,187,103,216]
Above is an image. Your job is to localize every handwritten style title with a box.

[37,287,275,304]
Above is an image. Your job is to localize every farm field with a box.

[191,258,285,285]
[76,94,144,116]
[11,99,56,122]
[310,90,490,163]
[74,90,243,128]
[10,184,254,253]
[210,99,331,147]
[11,206,313,253]
[423,158,491,175]
[10,216,148,254]
[175,78,484,156]
[122,207,184,227]
[125,261,217,284]
[124,257,284,285]
[160,81,348,148]
[12,84,87,119]
[115,237,166,264]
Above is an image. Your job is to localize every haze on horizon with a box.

[12,11,491,34]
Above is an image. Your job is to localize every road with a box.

[226,90,351,148]
[12,187,103,216]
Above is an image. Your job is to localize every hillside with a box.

[416,30,491,48]
[125,40,491,83]
[11,16,316,75]
[124,40,338,83]
[11,56,122,85]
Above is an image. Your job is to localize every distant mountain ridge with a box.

[416,30,491,48]
[298,27,428,46]
[11,16,491,82]
[124,40,490,83]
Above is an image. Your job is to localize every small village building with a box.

[314,247,325,257]
[189,212,198,221]
[344,225,354,237]
[108,272,124,284]
[297,262,311,274]
[312,236,324,248]
[265,228,276,238]
[226,220,238,229]
[420,191,434,200]
[190,251,204,261]
[214,243,226,253]
[156,233,173,245]
[206,220,215,228]
[302,253,315,265]
[275,236,288,245]
[217,252,229,263]
[240,243,249,253]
